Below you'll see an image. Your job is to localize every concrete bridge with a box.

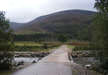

[12,45,85,75]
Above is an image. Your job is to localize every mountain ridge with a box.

[10,9,96,34]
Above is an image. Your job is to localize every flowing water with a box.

[0,57,39,75]
[14,57,39,63]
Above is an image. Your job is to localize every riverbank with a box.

[68,45,102,75]
[13,51,50,70]
[0,54,47,75]
[0,43,60,75]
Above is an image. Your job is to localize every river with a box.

[0,57,39,75]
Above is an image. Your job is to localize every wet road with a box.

[12,45,72,75]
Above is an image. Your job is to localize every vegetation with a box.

[0,70,13,75]
[68,45,75,49]
[14,42,61,52]
[1,2,107,74]
[0,12,14,70]
[91,0,108,74]
[13,33,58,42]
[57,34,68,43]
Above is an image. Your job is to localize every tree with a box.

[95,0,108,13]
[57,34,68,43]
[0,11,14,70]
[93,0,108,74]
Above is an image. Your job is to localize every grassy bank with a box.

[14,42,61,52]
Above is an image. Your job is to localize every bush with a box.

[0,52,13,70]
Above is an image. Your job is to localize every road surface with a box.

[12,45,73,75]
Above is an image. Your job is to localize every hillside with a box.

[10,22,25,31]
[13,10,95,35]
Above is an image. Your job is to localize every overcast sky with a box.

[0,0,96,23]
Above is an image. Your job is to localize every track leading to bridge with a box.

[12,45,73,75]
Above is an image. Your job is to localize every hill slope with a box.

[10,22,25,31]
[14,10,95,34]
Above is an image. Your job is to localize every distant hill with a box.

[10,22,25,31]
[12,10,96,34]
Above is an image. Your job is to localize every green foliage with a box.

[92,0,108,73]
[92,13,108,48]
[43,43,48,49]
[0,11,14,70]
[73,45,95,51]
[94,0,108,56]
[95,0,108,13]
[14,33,58,42]
[0,52,13,70]
[0,12,14,51]
[57,34,68,42]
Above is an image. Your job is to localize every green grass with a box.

[68,45,75,49]
[15,42,42,46]
[14,42,61,52]
[15,31,48,35]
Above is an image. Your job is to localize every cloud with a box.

[0,0,96,23]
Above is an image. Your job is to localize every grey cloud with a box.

[2,0,96,23]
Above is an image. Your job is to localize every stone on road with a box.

[12,45,72,75]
